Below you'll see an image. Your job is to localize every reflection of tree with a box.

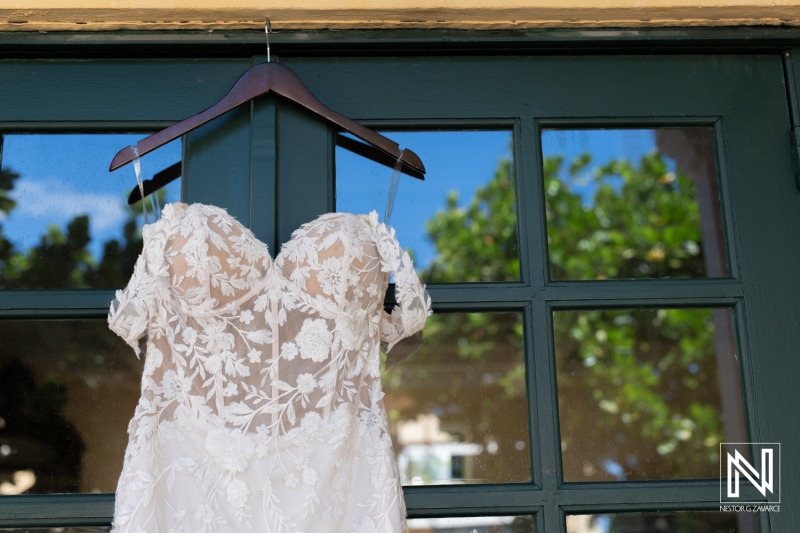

[425,155,518,284]
[384,148,732,487]
[0,165,158,289]
[546,152,705,280]
[0,166,152,494]
[384,155,530,484]
[0,358,84,493]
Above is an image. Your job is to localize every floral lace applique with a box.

[108,202,432,532]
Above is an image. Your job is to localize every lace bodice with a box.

[108,202,432,533]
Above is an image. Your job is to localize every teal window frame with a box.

[0,29,799,533]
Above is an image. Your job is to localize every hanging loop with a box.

[265,20,271,63]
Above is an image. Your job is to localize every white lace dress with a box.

[108,202,432,533]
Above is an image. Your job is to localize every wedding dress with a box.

[108,202,432,533]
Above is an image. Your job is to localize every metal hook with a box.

[265,20,271,63]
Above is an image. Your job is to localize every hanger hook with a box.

[265,20,271,63]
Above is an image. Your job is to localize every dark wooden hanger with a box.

[110,25,425,178]
[127,131,425,205]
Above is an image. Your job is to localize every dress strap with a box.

[383,149,406,226]
[132,147,162,226]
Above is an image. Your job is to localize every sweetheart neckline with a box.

[141,202,394,316]
[143,201,384,264]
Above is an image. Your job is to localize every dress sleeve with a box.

[374,220,433,354]
[108,248,157,358]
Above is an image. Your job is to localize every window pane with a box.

[336,130,518,282]
[0,134,181,289]
[0,319,141,493]
[542,128,727,280]
[566,510,756,533]
[409,515,535,532]
[383,312,531,485]
[555,308,746,482]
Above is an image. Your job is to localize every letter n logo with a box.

[720,443,780,504]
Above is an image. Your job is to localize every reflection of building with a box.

[565,515,606,533]
[383,312,532,487]
[396,413,483,484]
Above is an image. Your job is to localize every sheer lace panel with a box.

[107,203,431,533]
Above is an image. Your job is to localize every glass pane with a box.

[566,510,756,533]
[555,308,746,482]
[409,515,535,532]
[0,319,141,493]
[336,130,518,283]
[542,128,727,280]
[0,133,182,289]
[383,312,530,485]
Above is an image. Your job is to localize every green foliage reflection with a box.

[0,166,167,289]
[546,151,706,280]
[383,147,734,483]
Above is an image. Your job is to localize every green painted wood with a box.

[275,98,334,253]
[183,103,252,221]
[248,56,278,250]
[0,49,797,530]
[728,51,800,533]
[0,59,251,122]
[542,279,744,302]
[403,480,766,512]
[282,56,776,122]
[0,280,745,313]
[0,291,112,315]
[0,494,113,527]
[786,50,800,188]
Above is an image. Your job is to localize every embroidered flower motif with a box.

[230,233,263,263]
[204,354,222,373]
[336,306,369,352]
[160,369,191,400]
[359,409,384,438]
[200,320,235,353]
[182,327,198,345]
[326,404,356,450]
[144,344,163,376]
[284,472,299,489]
[194,502,215,525]
[223,382,238,397]
[296,318,333,362]
[247,349,262,363]
[318,256,347,296]
[296,373,317,395]
[301,411,322,432]
[204,427,255,473]
[302,467,318,486]
[239,310,254,324]
[226,479,249,509]
[281,341,299,361]
[285,412,324,449]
